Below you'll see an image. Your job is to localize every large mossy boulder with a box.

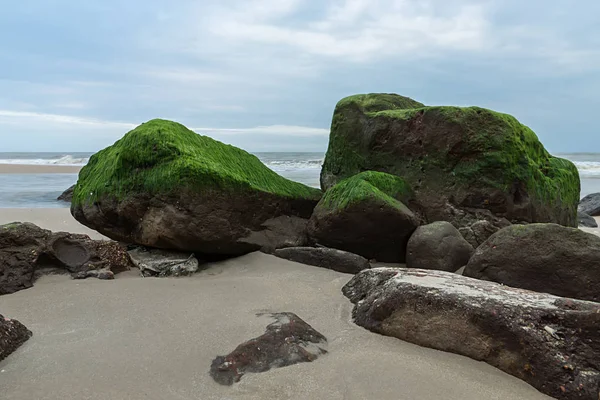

[307,171,419,262]
[320,93,580,232]
[464,223,600,302]
[71,119,322,255]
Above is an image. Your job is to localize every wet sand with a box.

[0,164,82,174]
[0,209,554,400]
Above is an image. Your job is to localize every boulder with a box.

[0,314,32,362]
[320,93,580,233]
[579,193,600,216]
[406,221,474,272]
[307,171,419,262]
[57,185,75,202]
[210,312,327,385]
[578,212,598,228]
[343,268,600,400]
[274,246,370,274]
[238,215,309,254]
[71,119,321,256]
[458,219,508,248]
[0,222,134,295]
[464,223,600,302]
[127,247,199,277]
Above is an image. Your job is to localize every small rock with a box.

[578,193,600,216]
[578,211,598,228]
[127,247,199,277]
[274,246,370,274]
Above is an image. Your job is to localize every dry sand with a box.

[0,164,82,174]
[0,209,553,400]
[0,208,105,239]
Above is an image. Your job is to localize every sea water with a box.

[0,152,598,208]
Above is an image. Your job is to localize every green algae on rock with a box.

[308,171,419,262]
[320,93,580,229]
[71,119,322,255]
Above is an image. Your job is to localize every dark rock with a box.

[210,312,327,385]
[239,216,309,254]
[274,246,370,274]
[71,119,321,256]
[307,171,419,262]
[578,212,598,227]
[459,219,506,249]
[321,93,580,231]
[127,247,199,277]
[406,221,474,272]
[0,314,32,362]
[579,193,600,216]
[343,268,600,400]
[464,223,600,302]
[57,185,75,202]
[0,222,134,295]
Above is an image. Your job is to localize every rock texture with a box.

[307,171,419,262]
[406,221,474,272]
[71,119,321,256]
[0,314,32,362]
[578,212,598,228]
[464,223,600,302]
[343,268,600,400]
[210,312,327,385]
[57,185,74,202]
[579,193,600,217]
[239,216,309,254]
[127,247,199,277]
[320,93,580,234]
[0,222,133,295]
[274,246,370,274]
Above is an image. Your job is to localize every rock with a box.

[0,314,32,362]
[343,268,600,400]
[579,193,600,216]
[307,171,419,262]
[464,223,600,302]
[127,247,199,277]
[274,246,370,274]
[459,219,506,248]
[406,221,474,272]
[210,312,327,385]
[578,212,598,228]
[239,215,309,254]
[57,185,75,202]
[71,119,321,256]
[0,222,134,295]
[320,93,580,231]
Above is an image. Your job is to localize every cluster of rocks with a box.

[3,95,599,398]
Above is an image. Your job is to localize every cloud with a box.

[0,110,135,129]
[194,125,329,137]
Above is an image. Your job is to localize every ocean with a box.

[0,152,598,208]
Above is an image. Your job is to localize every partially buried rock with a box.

[406,221,474,272]
[343,268,600,400]
[274,246,370,274]
[127,247,199,277]
[0,314,32,362]
[458,218,509,248]
[578,212,598,228]
[321,93,580,231]
[578,193,600,216]
[57,185,75,202]
[210,312,327,385]
[70,119,321,256]
[464,223,600,302]
[307,171,419,263]
[0,222,133,295]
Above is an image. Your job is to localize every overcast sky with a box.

[1,0,598,153]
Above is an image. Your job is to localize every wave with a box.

[0,155,89,166]
[572,161,600,178]
[260,158,324,171]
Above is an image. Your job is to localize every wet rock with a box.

[464,223,600,302]
[210,312,327,385]
[0,314,32,362]
[127,247,199,277]
[406,221,474,272]
[578,212,598,228]
[274,246,370,274]
[57,185,75,202]
[343,268,600,400]
[579,193,600,216]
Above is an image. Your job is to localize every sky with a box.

[0,0,599,153]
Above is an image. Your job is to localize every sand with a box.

[0,209,553,400]
[0,164,82,174]
[0,208,105,239]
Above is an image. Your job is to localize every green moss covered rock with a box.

[71,119,322,255]
[321,93,580,230]
[307,171,419,262]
